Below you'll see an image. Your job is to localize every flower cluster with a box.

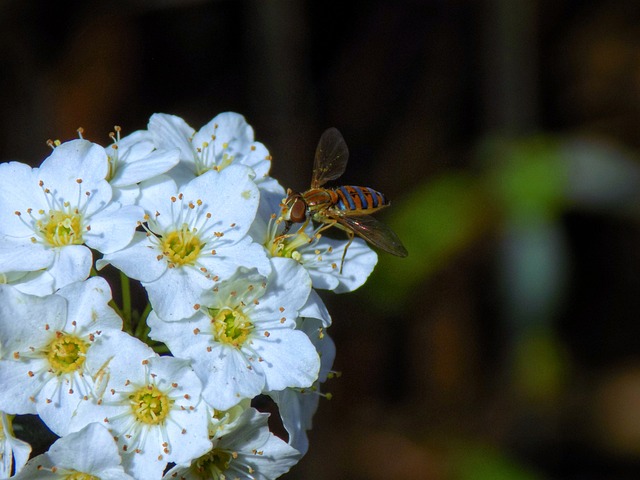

[0,113,377,479]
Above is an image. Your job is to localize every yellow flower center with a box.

[161,227,203,266]
[46,334,89,375]
[64,473,100,480]
[106,154,117,182]
[40,211,84,247]
[195,140,235,176]
[215,152,235,172]
[106,126,123,182]
[129,385,173,425]
[269,229,312,261]
[193,449,234,478]
[210,308,253,348]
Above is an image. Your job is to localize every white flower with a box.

[206,399,251,440]
[0,269,54,297]
[0,412,31,478]
[163,407,300,480]
[0,278,122,435]
[268,318,336,456]
[104,127,180,205]
[0,140,144,290]
[147,257,320,410]
[70,331,212,480]
[299,289,332,328]
[148,112,272,188]
[12,423,133,480]
[99,165,270,321]
[251,183,378,293]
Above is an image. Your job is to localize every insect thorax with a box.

[303,188,336,209]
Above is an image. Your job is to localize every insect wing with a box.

[336,214,408,257]
[311,127,349,188]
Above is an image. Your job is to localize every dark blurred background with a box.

[5,1,640,478]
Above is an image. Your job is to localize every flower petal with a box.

[2,269,56,296]
[0,285,67,352]
[299,289,332,327]
[252,328,320,392]
[48,423,128,476]
[0,413,31,477]
[0,162,42,236]
[111,148,180,187]
[0,237,54,272]
[0,359,44,414]
[38,140,113,217]
[142,266,209,321]
[249,257,310,321]
[56,277,122,333]
[47,245,93,290]
[198,343,267,410]
[148,113,196,163]
[39,139,109,187]
[198,237,272,284]
[84,203,144,254]
[98,232,167,283]
[184,166,260,241]
[193,112,253,150]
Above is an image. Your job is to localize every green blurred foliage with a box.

[368,173,491,309]
[366,134,639,413]
[368,135,640,312]
[512,328,570,403]
[482,137,569,224]
[453,443,542,480]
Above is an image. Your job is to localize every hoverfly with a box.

[280,127,408,272]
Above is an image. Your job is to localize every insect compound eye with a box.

[289,198,307,223]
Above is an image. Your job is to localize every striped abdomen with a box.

[333,185,389,214]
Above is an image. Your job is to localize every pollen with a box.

[129,384,173,425]
[39,210,84,247]
[268,226,313,261]
[45,334,89,374]
[194,449,234,477]
[210,308,253,348]
[160,227,204,266]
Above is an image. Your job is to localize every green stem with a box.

[134,302,152,339]
[152,343,170,355]
[120,271,132,322]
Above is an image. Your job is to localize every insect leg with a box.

[311,217,353,274]
[339,230,354,274]
[273,216,312,245]
[313,218,338,237]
